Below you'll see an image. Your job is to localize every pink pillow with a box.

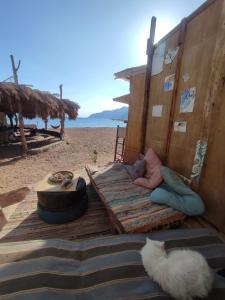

[133,148,163,189]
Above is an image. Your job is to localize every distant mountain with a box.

[88,106,128,120]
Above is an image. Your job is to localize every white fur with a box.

[140,238,214,300]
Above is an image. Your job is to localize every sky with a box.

[0,0,205,117]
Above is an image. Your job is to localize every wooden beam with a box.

[140,16,156,154]
[164,18,187,162]
[10,55,28,155]
[59,84,65,140]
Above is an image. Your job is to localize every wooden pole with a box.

[14,114,18,127]
[10,55,28,155]
[140,17,156,154]
[44,119,48,130]
[8,114,14,127]
[59,84,65,140]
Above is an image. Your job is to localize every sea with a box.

[23,117,126,128]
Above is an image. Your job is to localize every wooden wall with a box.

[197,1,225,231]
[125,0,225,232]
[166,0,222,177]
[124,73,145,163]
[145,29,180,161]
[146,0,225,232]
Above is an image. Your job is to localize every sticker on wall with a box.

[164,46,179,64]
[180,87,196,113]
[152,41,166,76]
[174,121,187,133]
[152,105,163,117]
[191,140,207,181]
[182,73,190,82]
[164,74,175,91]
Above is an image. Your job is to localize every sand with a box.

[0,128,117,194]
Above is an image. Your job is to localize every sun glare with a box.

[136,19,176,65]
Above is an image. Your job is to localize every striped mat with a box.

[0,185,111,242]
[88,163,185,233]
[0,229,225,299]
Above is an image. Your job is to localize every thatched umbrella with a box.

[0,82,80,152]
[0,83,58,120]
[0,83,80,121]
[60,99,80,120]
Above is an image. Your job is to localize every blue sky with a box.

[0,0,205,117]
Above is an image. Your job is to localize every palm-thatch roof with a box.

[60,99,79,119]
[0,83,80,120]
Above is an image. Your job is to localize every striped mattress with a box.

[0,229,225,299]
[87,163,185,233]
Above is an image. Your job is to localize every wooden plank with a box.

[164,18,187,162]
[123,73,146,163]
[140,16,156,153]
[197,0,225,232]
[144,29,180,161]
[197,0,225,168]
[166,0,221,178]
[85,165,124,234]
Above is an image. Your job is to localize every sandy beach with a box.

[0,128,117,194]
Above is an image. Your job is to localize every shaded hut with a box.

[114,0,225,233]
[0,83,80,152]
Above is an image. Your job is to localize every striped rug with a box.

[0,229,225,299]
[88,163,185,233]
[0,185,111,242]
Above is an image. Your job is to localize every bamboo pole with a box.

[59,84,65,140]
[10,55,28,155]
[140,17,156,154]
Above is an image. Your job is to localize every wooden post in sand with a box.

[10,55,28,155]
[140,17,156,154]
[59,84,65,140]
[44,119,48,130]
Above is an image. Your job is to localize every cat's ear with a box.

[158,241,165,249]
[155,240,165,248]
[146,237,151,243]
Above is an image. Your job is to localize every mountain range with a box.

[88,106,128,120]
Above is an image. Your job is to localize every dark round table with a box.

[37,177,88,224]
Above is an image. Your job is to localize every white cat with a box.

[140,238,214,300]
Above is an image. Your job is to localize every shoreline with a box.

[24,117,126,129]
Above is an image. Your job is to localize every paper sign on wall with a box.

[152,105,163,117]
[174,121,187,133]
[180,87,196,113]
[182,73,190,82]
[152,42,166,76]
[164,47,179,64]
[164,74,175,91]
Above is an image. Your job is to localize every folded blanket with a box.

[150,166,205,216]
